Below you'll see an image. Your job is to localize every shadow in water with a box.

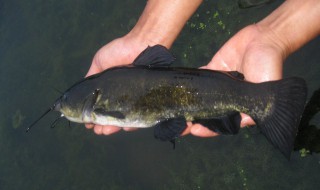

[238,0,275,9]
[294,87,320,154]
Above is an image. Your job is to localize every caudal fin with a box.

[255,77,307,159]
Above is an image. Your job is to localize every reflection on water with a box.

[238,0,275,9]
[1,0,320,189]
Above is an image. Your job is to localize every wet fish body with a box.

[27,45,307,159]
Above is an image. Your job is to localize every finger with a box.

[93,125,103,135]
[240,113,256,127]
[190,124,220,137]
[86,63,102,77]
[101,125,122,135]
[85,123,94,129]
[206,51,234,71]
[123,127,139,132]
[180,122,193,136]
[93,125,121,135]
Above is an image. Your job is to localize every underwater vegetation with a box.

[12,109,25,129]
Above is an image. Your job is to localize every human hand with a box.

[189,0,320,137]
[189,24,286,137]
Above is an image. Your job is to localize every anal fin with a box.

[193,111,241,135]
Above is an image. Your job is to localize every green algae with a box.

[12,109,25,129]
[299,148,311,157]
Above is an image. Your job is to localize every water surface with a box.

[1,0,320,189]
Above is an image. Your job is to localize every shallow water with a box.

[1,0,320,189]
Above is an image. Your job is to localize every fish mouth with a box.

[53,98,62,111]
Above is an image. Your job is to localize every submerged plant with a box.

[12,109,25,129]
[299,148,311,157]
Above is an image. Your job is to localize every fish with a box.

[26,45,307,159]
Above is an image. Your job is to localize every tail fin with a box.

[255,77,307,159]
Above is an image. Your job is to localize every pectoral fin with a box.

[93,108,125,119]
[154,117,187,148]
[193,111,241,135]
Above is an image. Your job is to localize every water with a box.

[1,0,320,189]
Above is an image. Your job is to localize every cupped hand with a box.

[189,24,285,137]
[85,35,149,135]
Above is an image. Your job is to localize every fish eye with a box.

[62,94,68,101]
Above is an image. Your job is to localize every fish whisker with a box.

[50,114,65,128]
[26,107,53,132]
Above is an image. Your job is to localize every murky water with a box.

[1,0,319,189]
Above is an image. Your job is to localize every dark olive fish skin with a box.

[27,45,307,159]
[64,66,274,124]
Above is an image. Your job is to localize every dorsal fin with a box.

[227,71,245,80]
[132,45,175,67]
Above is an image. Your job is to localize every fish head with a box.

[53,81,101,123]
[53,93,82,123]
